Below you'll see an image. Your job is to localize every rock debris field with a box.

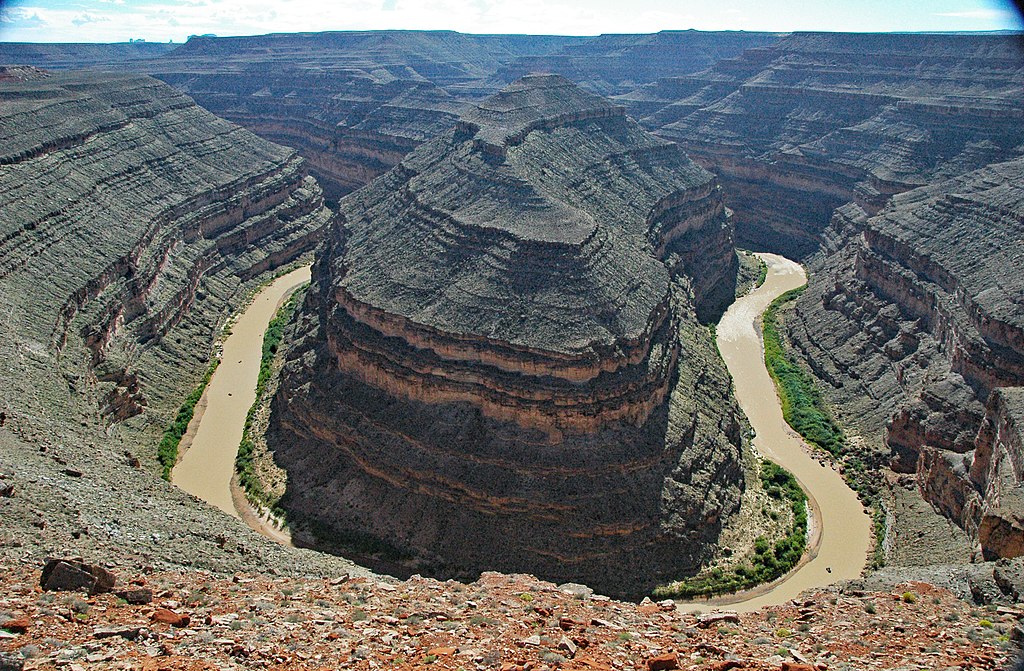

[0,559,1015,670]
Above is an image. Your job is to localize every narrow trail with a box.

[172,266,311,518]
[687,252,872,612]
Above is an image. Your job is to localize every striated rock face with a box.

[785,157,1024,559]
[639,32,1024,257]
[973,388,1024,560]
[0,70,368,581]
[0,42,179,70]
[269,75,744,597]
[138,31,581,200]
[128,31,778,201]
[152,69,463,201]
[0,71,329,455]
[493,31,780,97]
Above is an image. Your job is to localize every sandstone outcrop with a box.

[0,72,363,580]
[268,75,744,597]
[785,157,1024,561]
[639,32,1024,257]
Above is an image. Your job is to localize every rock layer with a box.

[639,32,1024,257]
[784,157,1024,560]
[269,75,744,597]
[0,72,362,579]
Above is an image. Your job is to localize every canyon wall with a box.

[267,75,744,597]
[133,31,775,201]
[0,71,357,576]
[634,32,1024,257]
[784,157,1024,559]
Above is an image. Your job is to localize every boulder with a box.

[40,558,116,595]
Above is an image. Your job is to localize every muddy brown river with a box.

[174,255,870,607]
[700,252,872,611]
[172,266,311,517]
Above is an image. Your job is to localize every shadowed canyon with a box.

[1,28,1024,670]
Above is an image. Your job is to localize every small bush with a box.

[652,459,807,599]
[236,284,307,510]
[157,359,219,480]
[762,286,845,456]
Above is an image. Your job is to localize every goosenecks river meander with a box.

[172,255,870,608]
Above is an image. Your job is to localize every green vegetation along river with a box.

[172,266,311,517]
[172,255,869,608]
[704,252,871,611]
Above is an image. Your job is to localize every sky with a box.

[0,0,1022,43]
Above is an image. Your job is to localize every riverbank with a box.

[693,252,871,612]
[171,266,311,517]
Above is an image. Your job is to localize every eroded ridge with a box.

[0,71,328,458]
[269,74,744,597]
[785,157,1024,562]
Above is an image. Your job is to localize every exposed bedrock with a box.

[785,157,1024,559]
[637,32,1024,257]
[268,75,744,597]
[0,71,329,457]
[136,31,779,202]
[150,69,464,201]
[0,71,364,579]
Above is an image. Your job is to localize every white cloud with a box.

[72,13,112,26]
[935,8,1017,20]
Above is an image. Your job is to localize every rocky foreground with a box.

[0,559,1016,671]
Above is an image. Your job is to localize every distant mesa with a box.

[267,74,745,597]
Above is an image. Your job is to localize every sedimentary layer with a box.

[0,72,357,578]
[784,157,1024,559]
[636,32,1024,257]
[127,30,776,199]
[268,75,744,597]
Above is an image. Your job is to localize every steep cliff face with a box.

[785,158,1024,559]
[640,32,1024,257]
[153,69,463,200]
[493,31,780,96]
[268,75,744,597]
[137,31,581,199]
[0,41,179,69]
[0,71,329,457]
[973,388,1024,560]
[0,71,360,578]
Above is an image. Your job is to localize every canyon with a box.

[0,28,1023,669]
[0,69,365,580]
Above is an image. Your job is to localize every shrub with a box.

[235,284,307,510]
[157,359,219,480]
[762,287,845,456]
[652,460,807,599]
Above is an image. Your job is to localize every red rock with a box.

[151,608,190,627]
[711,662,744,671]
[646,652,679,671]
[1,618,29,633]
[428,647,457,656]
[638,604,660,615]
[696,611,740,627]
[780,664,815,671]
